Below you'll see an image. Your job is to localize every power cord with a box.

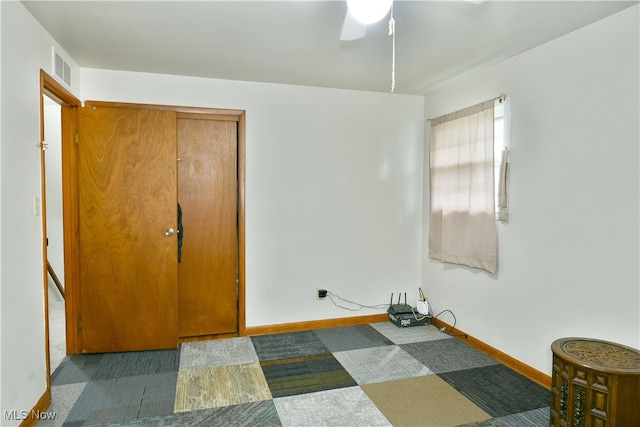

[433,309,468,338]
[410,306,431,321]
[326,291,388,312]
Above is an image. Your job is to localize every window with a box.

[494,101,505,211]
[428,95,509,274]
[494,98,510,222]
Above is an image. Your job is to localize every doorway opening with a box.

[43,93,66,371]
[39,70,81,388]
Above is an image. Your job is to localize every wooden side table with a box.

[550,337,640,427]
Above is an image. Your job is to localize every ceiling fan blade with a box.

[340,10,367,41]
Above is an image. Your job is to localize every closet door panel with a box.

[178,118,238,337]
[78,106,178,352]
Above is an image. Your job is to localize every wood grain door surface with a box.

[78,106,178,352]
[177,118,238,337]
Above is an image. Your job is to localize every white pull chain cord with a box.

[389,6,395,93]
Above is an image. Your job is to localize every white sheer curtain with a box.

[429,99,497,274]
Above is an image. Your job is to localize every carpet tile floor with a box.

[40,323,550,426]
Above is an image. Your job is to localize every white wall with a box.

[80,69,425,327]
[422,5,640,376]
[0,1,80,422]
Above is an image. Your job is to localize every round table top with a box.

[551,337,640,375]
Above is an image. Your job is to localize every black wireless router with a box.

[387,292,413,315]
[387,292,430,328]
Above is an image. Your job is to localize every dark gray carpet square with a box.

[250,331,329,361]
[84,405,141,425]
[65,372,178,425]
[92,414,175,426]
[105,400,283,427]
[457,407,550,426]
[458,419,505,426]
[438,364,551,418]
[91,349,179,380]
[138,400,176,419]
[400,338,500,373]
[313,324,393,352]
[173,400,283,427]
[136,372,178,404]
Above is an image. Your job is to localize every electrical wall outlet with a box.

[317,289,327,299]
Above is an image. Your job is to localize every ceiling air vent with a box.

[52,47,71,87]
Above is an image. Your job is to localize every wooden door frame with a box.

[39,70,82,382]
[81,100,247,341]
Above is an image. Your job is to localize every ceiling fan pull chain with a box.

[389,4,396,93]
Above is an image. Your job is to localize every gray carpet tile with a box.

[371,321,452,344]
[458,419,505,426]
[250,330,330,361]
[172,400,282,427]
[37,383,87,427]
[91,349,179,380]
[137,401,176,419]
[493,406,550,426]
[103,400,283,427]
[137,372,179,404]
[457,407,551,427]
[83,405,141,425]
[313,324,393,352]
[401,337,500,374]
[51,355,104,386]
[439,364,551,418]
[332,345,432,385]
[64,378,145,424]
[65,372,178,425]
[273,386,392,427]
[91,415,176,427]
[179,337,258,370]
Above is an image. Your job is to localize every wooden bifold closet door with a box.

[77,105,239,353]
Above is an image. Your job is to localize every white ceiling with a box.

[21,0,638,95]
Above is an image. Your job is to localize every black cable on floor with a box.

[434,309,467,338]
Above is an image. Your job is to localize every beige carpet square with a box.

[174,362,272,412]
[362,375,492,427]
